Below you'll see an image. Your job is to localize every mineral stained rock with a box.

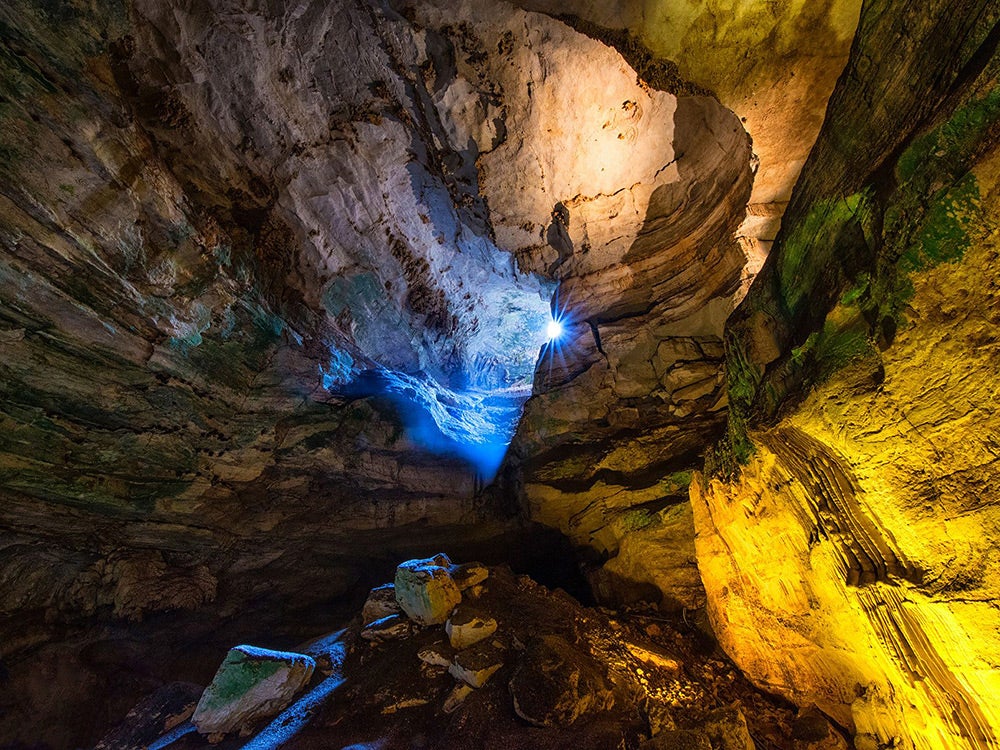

[697,1,1000,748]
[394,555,463,626]
[192,645,316,737]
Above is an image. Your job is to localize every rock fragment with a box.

[449,642,504,688]
[394,554,462,625]
[446,605,498,650]
[450,561,489,591]
[362,583,402,625]
[360,613,413,643]
[417,640,454,668]
[443,683,475,713]
[192,645,315,737]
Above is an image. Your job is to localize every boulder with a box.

[394,555,462,626]
[362,583,402,625]
[446,605,498,650]
[449,642,504,688]
[450,562,489,591]
[360,613,413,643]
[192,645,315,737]
[704,703,754,750]
[509,635,614,728]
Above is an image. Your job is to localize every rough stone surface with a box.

[509,635,615,728]
[191,645,316,736]
[511,0,863,258]
[493,0,863,595]
[694,1,1000,748]
[446,605,498,649]
[362,584,402,626]
[394,555,463,626]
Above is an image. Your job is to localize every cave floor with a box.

[100,566,840,750]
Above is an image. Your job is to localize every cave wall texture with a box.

[2,0,999,748]
[694,0,1000,748]
[501,0,863,612]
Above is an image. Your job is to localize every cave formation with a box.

[1,0,998,748]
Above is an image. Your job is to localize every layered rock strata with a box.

[698,0,1000,747]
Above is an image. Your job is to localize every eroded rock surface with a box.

[698,0,1000,747]
[0,1,753,743]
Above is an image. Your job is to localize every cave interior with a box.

[1,0,999,749]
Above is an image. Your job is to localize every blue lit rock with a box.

[192,645,316,737]
[394,555,462,626]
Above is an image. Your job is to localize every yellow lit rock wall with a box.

[691,160,1000,747]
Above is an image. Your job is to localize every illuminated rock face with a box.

[696,0,1000,747]
[510,0,864,276]
[503,71,753,608]
[442,0,866,619]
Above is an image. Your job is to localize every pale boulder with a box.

[192,645,315,737]
[394,555,462,626]
[446,605,498,650]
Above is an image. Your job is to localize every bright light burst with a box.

[546,318,564,341]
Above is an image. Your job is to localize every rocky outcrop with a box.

[480,0,867,610]
[697,0,1000,747]
[493,29,754,607]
